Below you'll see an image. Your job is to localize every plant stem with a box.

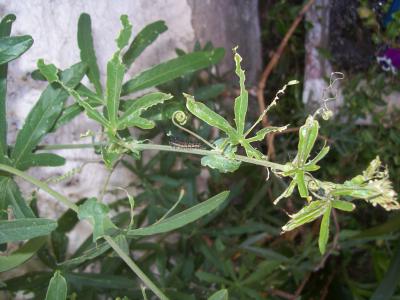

[38,142,290,171]
[104,235,169,300]
[0,164,79,212]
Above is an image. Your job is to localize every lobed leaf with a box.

[127,191,229,237]
[0,218,57,244]
[37,59,59,83]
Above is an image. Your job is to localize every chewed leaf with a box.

[282,200,330,232]
[184,93,239,143]
[233,49,248,135]
[116,15,132,50]
[37,59,59,83]
[246,125,288,143]
[78,198,117,241]
[201,154,241,173]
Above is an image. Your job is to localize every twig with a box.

[293,272,311,299]
[268,288,296,299]
[320,270,336,300]
[256,0,316,160]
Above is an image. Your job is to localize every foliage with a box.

[0,7,399,300]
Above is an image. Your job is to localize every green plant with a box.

[0,12,399,300]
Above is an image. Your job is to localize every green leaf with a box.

[58,240,110,269]
[11,62,87,168]
[233,50,248,135]
[122,48,225,95]
[45,271,67,300]
[0,218,57,243]
[0,177,35,219]
[118,115,155,130]
[295,115,319,166]
[201,154,241,173]
[64,273,133,290]
[274,179,297,205]
[37,59,59,83]
[282,200,330,232]
[18,153,65,170]
[295,170,308,198]
[0,14,16,157]
[193,83,225,100]
[0,236,46,272]
[106,52,126,127]
[307,145,330,166]
[123,20,167,68]
[184,94,239,142]
[77,198,117,241]
[77,13,102,96]
[371,243,400,300]
[208,289,229,300]
[127,191,229,237]
[0,35,33,65]
[116,15,132,50]
[331,199,355,212]
[246,125,288,143]
[318,202,331,254]
[118,92,172,129]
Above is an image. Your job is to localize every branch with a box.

[257,0,316,160]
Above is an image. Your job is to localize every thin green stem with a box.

[0,164,79,212]
[38,142,289,171]
[104,235,169,300]
[172,115,216,150]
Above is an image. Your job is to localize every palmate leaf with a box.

[12,62,87,169]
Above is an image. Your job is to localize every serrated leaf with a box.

[116,15,132,50]
[18,153,65,170]
[0,14,16,157]
[0,35,33,65]
[127,191,229,237]
[201,154,241,173]
[0,236,46,272]
[318,202,331,254]
[184,94,239,142]
[233,51,248,135]
[282,200,329,232]
[11,62,87,168]
[246,125,288,143]
[77,13,102,96]
[208,289,229,300]
[77,198,117,241]
[45,271,67,300]
[106,53,125,127]
[0,218,57,243]
[0,177,35,219]
[37,59,58,83]
[331,199,355,212]
[122,49,225,95]
[123,20,167,68]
